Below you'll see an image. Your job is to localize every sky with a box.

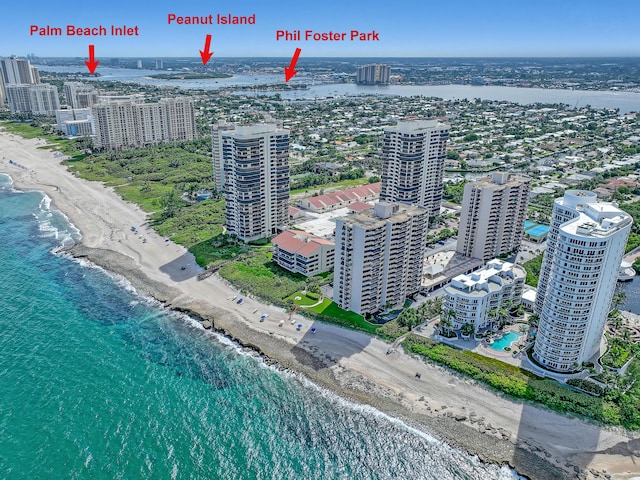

[1,0,639,58]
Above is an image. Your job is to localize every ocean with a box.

[0,173,519,479]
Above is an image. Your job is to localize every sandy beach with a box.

[2,128,639,479]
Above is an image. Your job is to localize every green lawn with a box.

[285,292,322,307]
[0,121,55,139]
[290,177,370,196]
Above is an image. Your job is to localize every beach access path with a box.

[2,128,639,480]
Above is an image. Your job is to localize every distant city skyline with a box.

[1,0,639,58]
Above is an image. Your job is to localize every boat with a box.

[618,261,636,281]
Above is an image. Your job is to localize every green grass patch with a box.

[290,177,369,196]
[306,299,378,334]
[284,291,322,307]
[218,249,307,302]
[0,121,55,139]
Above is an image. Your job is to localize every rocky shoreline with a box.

[67,244,571,480]
[4,128,638,480]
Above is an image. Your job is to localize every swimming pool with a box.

[489,331,523,351]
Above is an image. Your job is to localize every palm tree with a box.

[416,303,430,324]
[430,297,443,319]
[611,291,626,316]
[442,309,456,335]
[488,308,502,331]
[461,322,475,338]
[496,307,510,329]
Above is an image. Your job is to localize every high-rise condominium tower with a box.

[0,56,38,85]
[220,123,290,242]
[92,97,196,150]
[64,82,99,109]
[0,56,41,107]
[333,202,429,315]
[456,172,531,261]
[6,83,60,115]
[533,190,632,372]
[380,120,450,217]
[356,64,391,85]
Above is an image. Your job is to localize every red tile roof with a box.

[349,201,373,212]
[304,182,381,210]
[272,230,334,257]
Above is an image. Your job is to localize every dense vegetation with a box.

[522,253,544,287]
[403,334,640,429]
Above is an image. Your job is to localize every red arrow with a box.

[200,34,214,65]
[284,47,302,82]
[84,45,99,75]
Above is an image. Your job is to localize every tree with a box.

[397,309,418,329]
[461,323,475,337]
[439,309,456,335]
[487,308,499,330]
[612,291,627,311]
[159,188,183,219]
[496,307,510,329]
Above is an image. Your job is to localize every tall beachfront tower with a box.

[380,120,450,217]
[211,122,236,192]
[333,202,429,315]
[0,56,38,85]
[533,190,632,372]
[220,123,290,242]
[456,172,531,261]
[0,56,40,105]
[64,82,99,108]
[92,97,196,150]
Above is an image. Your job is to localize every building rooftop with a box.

[272,230,334,256]
[447,259,525,297]
[303,183,381,210]
[340,202,427,230]
[385,119,448,133]
[559,192,633,237]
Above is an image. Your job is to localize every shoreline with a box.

[2,129,639,479]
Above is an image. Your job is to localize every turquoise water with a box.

[524,225,549,237]
[0,174,519,479]
[489,332,523,351]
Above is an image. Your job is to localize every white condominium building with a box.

[356,64,390,85]
[6,83,60,115]
[334,202,429,315]
[456,172,531,261]
[56,108,93,136]
[272,230,335,277]
[92,97,196,150]
[211,122,236,192]
[64,82,98,108]
[0,56,40,105]
[380,120,450,217]
[533,190,632,373]
[5,84,31,113]
[0,56,38,86]
[221,124,290,242]
[443,259,525,334]
[0,75,5,106]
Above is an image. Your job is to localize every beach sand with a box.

[2,128,639,479]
